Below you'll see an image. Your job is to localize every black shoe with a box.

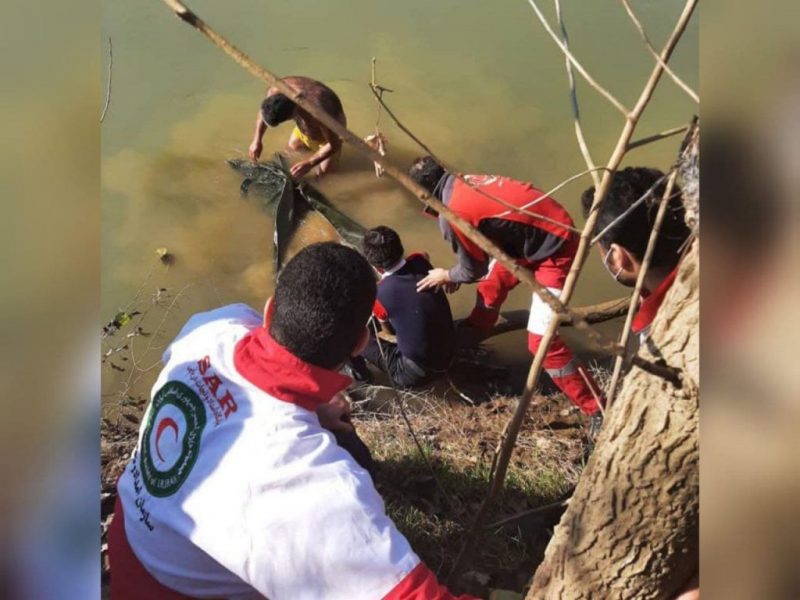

[344,357,373,384]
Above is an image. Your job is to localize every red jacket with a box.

[447,174,574,261]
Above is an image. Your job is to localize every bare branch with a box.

[448,0,697,580]
[554,0,600,188]
[525,0,630,116]
[620,0,699,103]
[368,79,583,234]
[628,124,690,151]
[605,169,680,403]
[161,0,584,322]
[590,171,673,246]
[479,296,631,340]
[100,37,113,123]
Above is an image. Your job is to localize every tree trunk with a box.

[527,240,699,599]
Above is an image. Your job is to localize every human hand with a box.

[248,139,263,161]
[416,268,451,292]
[444,281,461,294]
[316,392,354,433]
[290,160,313,180]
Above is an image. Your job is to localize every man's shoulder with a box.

[403,253,433,273]
[174,304,261,342]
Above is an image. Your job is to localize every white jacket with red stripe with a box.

[116,304,474,599]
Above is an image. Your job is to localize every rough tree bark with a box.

[527,240,699,599]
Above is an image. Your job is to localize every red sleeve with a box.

[383,563,480,600]
[373,299,389,322]
[407,251,431,264]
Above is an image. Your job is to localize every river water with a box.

[101,0,697,403]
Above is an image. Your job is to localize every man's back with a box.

[375,254,455,371]
[269,76,345,125]
[114,304,421,599]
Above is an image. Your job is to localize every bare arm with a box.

[249,110,267,161]
[289,124,341,178]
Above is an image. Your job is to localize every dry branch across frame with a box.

[159,0,677,385]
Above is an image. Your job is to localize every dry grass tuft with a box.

[352,386,589,594]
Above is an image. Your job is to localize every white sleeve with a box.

[162,304,262,364]
[240,432,421,600]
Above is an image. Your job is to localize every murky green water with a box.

[101,0,697,401]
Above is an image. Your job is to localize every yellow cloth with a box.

[292,125,323,152]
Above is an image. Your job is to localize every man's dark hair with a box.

[409,156,446,194]
[581,167,690,270]
[270,243,377,369]
[261,93,296,127]
[362,226,405,270]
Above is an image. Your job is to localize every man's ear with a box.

[263,297,274,327]
[351,326,370,357]
[611,244,641,283]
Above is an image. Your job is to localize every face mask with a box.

[602,246,623,282]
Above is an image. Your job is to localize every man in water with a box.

[409,156,605,436]
[248,76,345,179]
[108,243,476,599]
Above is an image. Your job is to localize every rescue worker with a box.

[582,166,691,354]
[108,243,476,599]
[409,156,604,435]
[248,76,345,179]
[358,225,456,388]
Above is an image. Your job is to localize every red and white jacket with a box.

[113,304,474,600]
[632,267,679,340]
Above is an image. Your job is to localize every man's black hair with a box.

[362,226,405,270]
[261,93,296,127]
[409,156,446,194]
[581,167,690,270]
[270,242,377,369]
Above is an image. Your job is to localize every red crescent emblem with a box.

[155,417,179,463]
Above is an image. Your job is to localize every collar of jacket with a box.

[233,325,352,412]
[632,266,679,334]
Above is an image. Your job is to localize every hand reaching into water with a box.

[248,139,263,161]
[290,160,313,180]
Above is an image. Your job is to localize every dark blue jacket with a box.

[373,254,456,370]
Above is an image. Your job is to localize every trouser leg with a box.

[362,336,430,389]
[528,236,605,415]
[465,260,522,331]
[528,332,605,416]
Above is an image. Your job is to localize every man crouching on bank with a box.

[108,242,477,599]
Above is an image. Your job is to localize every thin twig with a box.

[157,1,682,475]
[525,0,629,116]
[369,320,451,505]
[486,495,572,529]
[101,37,113,123]
[162,0,583,324]
[554,0,600,188]
[367,80,583,235]
[578,365,605,418]
[590,171,672,246]
[605,168,681,404]
[370,57,382,131]
[627,124,690,151]
[448,0,697,581]
[620,0,699,103]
